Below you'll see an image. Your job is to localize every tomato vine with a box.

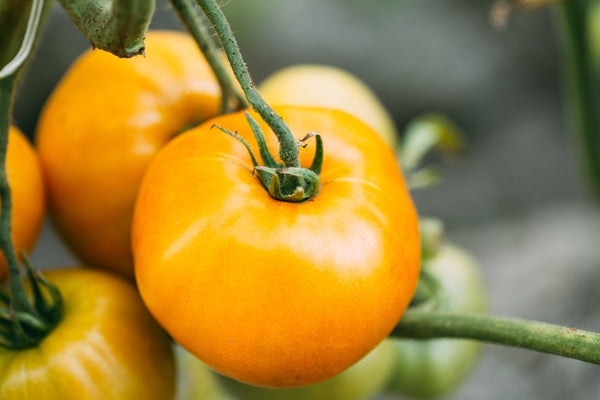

[392,311,600,365]
[0,0,62,349]
[170,0,247,113]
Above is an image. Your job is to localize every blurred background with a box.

[11,0,600,399]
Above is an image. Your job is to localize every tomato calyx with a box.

[0,256,62,350]
[213,111,323,202]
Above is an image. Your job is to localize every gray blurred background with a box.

[12,0,600,399]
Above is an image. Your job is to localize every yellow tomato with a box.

[0,268,175,399]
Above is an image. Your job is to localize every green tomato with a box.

[258,64,398,148]
[387,243,487,399]
[214,339,396,400]
[175,345,231,400]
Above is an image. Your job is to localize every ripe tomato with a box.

[386,243,487,398]
[215,340,397,400]
[1,126,45,281]
[132,106,420,388]
[36,30,223,277]
[0,268,175,399]
[258,64,398,148]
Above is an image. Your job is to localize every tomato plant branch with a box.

[555,0,600,198]
[0,76,31,314]
[194,0,300,169]
[0,0,62,349]
[0,0,45,314]
[57,0,154,58]
[170,0,246,113]
[392,310,600,365]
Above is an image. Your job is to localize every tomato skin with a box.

[386,243,487,398]
[258,64,398,147]
[132,106,421,388]
[215,340,397,400]
[0,268,175,399]
[1,126,45,281]
[36,30,222,277]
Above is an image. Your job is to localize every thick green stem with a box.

[555,0,600,198]
[169,0,246,114]
[0,77,33,314]
[0,0,45,315]
[194,0,300,169]
[0,0,62,349]
[0,0,44,79]
[58,0,154,58]
[392,310,600,365]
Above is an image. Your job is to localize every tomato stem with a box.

[0,76,32,314]
[392,310,600,365]
[57,0,154,58]
[187,0,322,202]
[0,0,62,349]
[194,0,301,170]
[170,0,247,114]
[555,0,600,198]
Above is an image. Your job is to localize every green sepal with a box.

[300,131,324,176]
[211,124,272,187]
[245,112,282,168]
[7,306,37,348]
[0,256,62,350]
[35,271,63,324]
[13,310,51,332]
[254,166,320,202]
[216,116,323,203]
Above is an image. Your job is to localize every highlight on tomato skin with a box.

[35,30,224,278]
[131,105,421,389]
[0,126,45,282]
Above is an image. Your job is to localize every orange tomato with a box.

[1,126,45,281]
[36,30,223,277]
[132,106,421,388]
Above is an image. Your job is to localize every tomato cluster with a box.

[2,27,485,399]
